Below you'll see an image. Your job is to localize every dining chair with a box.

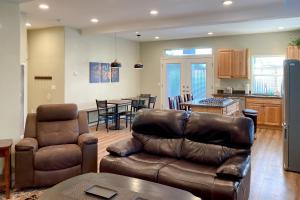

[96,100,117,132]
[168,97,176,109]
[186,93,194,101]
[125,99,144,131]
[148,96,157,109]
[139,94,150,108]
[177,95,186,110]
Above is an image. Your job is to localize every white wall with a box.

[64,27,141,105]
[140,30,300,107]
[0,1,21,141]
[20,13,28,130]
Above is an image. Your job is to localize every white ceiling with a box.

[20,0,300,41]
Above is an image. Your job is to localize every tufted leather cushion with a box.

[157,160,218,200]
[132,109,188,138]
[181,139,249,165]
[100,153,176,182]
[37,120,79,147]
[35,144,82,170]
[37,104,78,122]
[184,112,254,149]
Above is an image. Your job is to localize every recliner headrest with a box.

[132,109,188,138]
[37,104,78,122]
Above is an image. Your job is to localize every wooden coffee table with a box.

[40,173,200,200]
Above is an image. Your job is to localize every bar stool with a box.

[242,109,258,135]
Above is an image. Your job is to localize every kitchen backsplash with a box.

[216,79,251,91]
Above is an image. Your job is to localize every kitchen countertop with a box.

[213,93,282,99]
[181,99,238,108]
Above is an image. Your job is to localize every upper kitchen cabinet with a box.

[217,48,249,79]
[218,49,233,78]
[287,46,300,60]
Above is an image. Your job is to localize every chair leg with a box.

[96,119,99,131]
[105,117,109,132]
[125,115,128,128]
[129,115,132,131]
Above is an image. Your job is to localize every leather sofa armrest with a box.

[216,155,250,179]
[78,133,98,148]
[15,138,37,189]
[78,133,98,173]
[107,138,143,157]
[15,138,38,152]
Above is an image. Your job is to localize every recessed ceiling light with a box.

[25,22,32,27]
[278,26,285,30]
[90,18,99,23]
[150,10,159,15]
[155,36,160,40]
[39,4,49,10]
[208,32,214,35]
[223,0,233,6]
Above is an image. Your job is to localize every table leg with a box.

[4,149,10,199]
[115,104,119,129]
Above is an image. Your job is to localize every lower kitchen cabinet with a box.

[245,97,282,127]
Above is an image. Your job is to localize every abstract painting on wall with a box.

[101,63,111,83]
[89,62,101,83]
[111,68,119,82]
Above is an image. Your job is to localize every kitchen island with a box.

[181,98,239,116]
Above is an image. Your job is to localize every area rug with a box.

[0,188,45,200]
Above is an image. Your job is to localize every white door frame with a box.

[160,56,214,109]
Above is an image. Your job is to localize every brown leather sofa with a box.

[15,104,98,189]
[100,109,254,200]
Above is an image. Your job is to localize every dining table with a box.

[107,99,131,130]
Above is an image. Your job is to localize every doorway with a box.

[161,56,213,109]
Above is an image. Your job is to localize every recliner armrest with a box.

[107,138,143,157]
[78,133,98,148]
[216,155,250,179]
[15,138,38,152]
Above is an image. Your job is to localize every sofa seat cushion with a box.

[158,160,223,199]
[35,144,82,170]
[100,153,176,182]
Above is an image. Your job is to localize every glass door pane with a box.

[191,63,207,100]
[166,63,181,97]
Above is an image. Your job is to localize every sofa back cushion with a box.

[37,120,79,147]
[181,139,249,165]
[132,109,188,138]
[133,132,183,158]
[36,104,79,147]
[184,112,254,149]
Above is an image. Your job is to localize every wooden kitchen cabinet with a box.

[246,103,265,125]
[217,48,249,79]
[232,49,248,78]
[218,49,233,78]
[264,105,282,126]
[245,97,282,128]
[287,46,300,60]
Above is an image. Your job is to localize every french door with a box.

[161,57,213,109]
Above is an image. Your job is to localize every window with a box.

[252,56,285,95]
[165,48,212,56]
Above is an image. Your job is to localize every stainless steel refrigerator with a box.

[283,59,300,172]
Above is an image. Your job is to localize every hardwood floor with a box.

[92,124,300,200]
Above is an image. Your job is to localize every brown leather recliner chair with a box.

[100,109,254,200]
[15,104,98,189]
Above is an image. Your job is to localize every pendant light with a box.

[134,34,143,69]
[111,32,122,68]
